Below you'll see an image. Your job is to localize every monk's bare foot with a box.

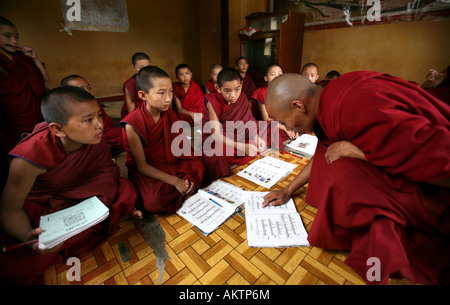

[131,208,143,219]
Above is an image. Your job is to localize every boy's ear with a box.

[137,90,147,101]
[214,84,219,91]
[48,122,66,138]
[264,75,268,82]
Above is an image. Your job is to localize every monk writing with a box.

[262,72,450,285]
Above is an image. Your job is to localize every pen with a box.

[2,239,38,253]
[209,198,222,208]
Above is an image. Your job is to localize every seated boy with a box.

[204,63,222,94]
[202,68,278,166]
[121,66,227,214]
[251,63,298,146]
[235,57,257,100]
[300,62,320,84]
[60,74,128,177]
[0,86,140,284]
[121,52,152,118]
[172,63,205,125]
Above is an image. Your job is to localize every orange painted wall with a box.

[2,0,221,98]
[302,18,450,84]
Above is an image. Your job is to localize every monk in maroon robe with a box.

[202,68,282,166]
[0,17,49,191]
[263,71,450,285]
[121,74,146,118]
[121,66,229,213]
[236,57,257,100]
[204,64,222,95]
[173,64,205,126]
[0,87,139,284]
[121,53,152,119]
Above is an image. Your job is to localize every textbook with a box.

[285,134,318,159]
[237,156,298,189]
[177,180,246,235]
[38,196,109,250]
[244,192,309,248]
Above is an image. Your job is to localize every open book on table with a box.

[38,196,109,250]
[176,180,246,235]
[284,133,318,159]
[237,156,298,189]
[245,192,309,248]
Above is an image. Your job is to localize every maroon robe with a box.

[251,85,290,146]
[203,92,278,166]
[100,105,124,155]
[173,80,205,125]
[241,73,257,100]
[121,104,223,213]
[121,74,145,119]
[305,71,450,284]
[204,79,218,94]
[0,50,46,190]
[0,122,137,284]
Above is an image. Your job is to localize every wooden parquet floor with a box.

[43,151,413,286]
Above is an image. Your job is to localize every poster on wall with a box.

[60,0,129,33]
[274,0,450,28]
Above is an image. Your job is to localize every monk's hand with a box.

[28,227,63,254]
[426,69,443,82]
[262,189,290,208]
[174,178,188,196]
[286,129,299,140]
[244,143,258,156]
[325,141,366,165]
[256,135,266,152]
[185,179,196,195]
[20,46,38,60]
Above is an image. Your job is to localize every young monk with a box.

[121,52,152,118]
[235,56,257,100]
[0,16,49,191]
[0,86,141,284]
[300,62,320,83]
[202,68,276,166]
[61,75,128,177]
[172,63,205,125]
[121,66,226,213]
[204,63,222,94]
[263,72,450,285]
[251,63,298,146]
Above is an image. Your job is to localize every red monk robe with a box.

[305,71,450,284]
[121,104,227,213]
[100,105,124,155]
[173,80,205,125]
[121,74,145,119]
[0,122,137,284]
[202,91,281,166]
[251,85,291,147]
[0,50,46,190]
[241,73,257,101]
[204,79,218,94]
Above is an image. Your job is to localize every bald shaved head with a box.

[265,73,322,134]
[266,73,317,113]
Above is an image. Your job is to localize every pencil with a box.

[2,239,38,253]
